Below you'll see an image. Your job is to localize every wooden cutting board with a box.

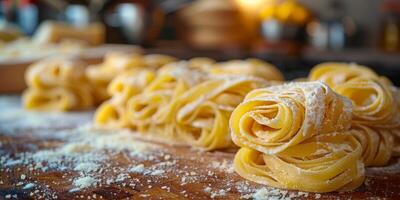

[0,95,399,200]
[0,45,142,93]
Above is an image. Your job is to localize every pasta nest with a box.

[230,81,352,154]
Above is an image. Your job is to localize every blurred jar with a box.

[103,0,164,44]
[382,18,400,52]
[306,0,358,51]
[0,19,23,42]
[65,4,90,27]
[380,0,400,52]
[307,19,351,51]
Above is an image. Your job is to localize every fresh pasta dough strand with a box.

[391,87,400,156]
[392,128,400,156]
[94,69,155,128]
[166,75,268,150]
[143,54,178,69]
[127,90,172,132]
[103,52,146,71]
[26,56,88,89]
[126,63,208,133]
[85,52,146,102]
[23,87,92,111]
[351,124,393,166]
[309,62,400,157]
[23,57,94,111]
[86,52,145,86]
[85,52,175,103]
[187,57,216,71]
[334,77,400,128]
[209,58,284,81]
[234,133,365,193]
[144,62,208,93]
[309,62,378,88]
[230,81,352,154]
[94,100,129,128]
[107,69,156,104]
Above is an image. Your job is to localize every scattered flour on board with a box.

[203,186,227,199]
[240,187,311,200]
[210,159,235,173]
[22,183,36,190]
[72,176,98,190]
[74,162,100,173]
[0,96,93,136]
[0,98,159,193]
[129,164,145,173]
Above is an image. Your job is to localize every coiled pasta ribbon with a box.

[230,81,352,154]
[166,75,268,150]
[94,101,129,128]
[234,133,364,193]
[107,69,156,104]
[309,62,378,88]
[85,52,145,102]
[126,63,207,133]
[187,57,216,71]
[86,52,176,103]
[23,87,92,111]
[309,62,400,163]
[142,54,178,69]
[209,58,284,81]
[23,57,93,111]
[94,69,155,128]
[391,87,400,156]
[26,56,88,89]
[334,77,400,128]
[351,124,393,166]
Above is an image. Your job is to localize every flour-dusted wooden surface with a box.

[0,96,400,200]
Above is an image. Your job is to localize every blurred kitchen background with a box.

[1,0,400,84]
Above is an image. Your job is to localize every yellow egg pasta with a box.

[85,52,146,102]
[126,63,208,133]
[166,75,268,150]
[209,58,284,81]
[25,56,88,89]
[143,54,178,68]
[85,52,176,103]
[94,69,156,128]
[391,87,400,156]
[334,77,400,128]
[234,133,364,193]
[94,100,129,128]
[309,62,378,88]
[23,57,94,111]
[351,124,393,166]
[23,87,92,111]
[309,62,400,161]
[187,57,216,71]
[230,81,352,154]
[393,128,400,156]
[107,69,156,104]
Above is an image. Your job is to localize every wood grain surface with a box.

[0,95,399,200]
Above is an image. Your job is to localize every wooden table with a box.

[0,95,399,200]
